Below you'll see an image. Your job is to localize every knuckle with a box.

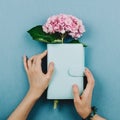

[74,99,79,104]
[29,68,35,73]
[46,75,51,80]
[34,67,38,72]
[29,70,33,74]
[27,70,30,75]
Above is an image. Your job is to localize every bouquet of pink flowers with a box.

[28,14,86,46]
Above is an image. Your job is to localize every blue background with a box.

[0,0,120,119]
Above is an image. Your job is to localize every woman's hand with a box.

[72,68,95,119]
[8,50,54,120]
[23,50,54,99]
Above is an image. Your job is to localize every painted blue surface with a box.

[0,0,120,119]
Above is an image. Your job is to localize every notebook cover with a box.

[47,44,84,99]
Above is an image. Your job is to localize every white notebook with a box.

[47,44,84,99]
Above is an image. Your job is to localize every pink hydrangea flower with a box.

[42,14,85,39]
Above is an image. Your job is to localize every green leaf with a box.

[70,40,80,43]
[70,40,87,47]
[27,25,62,43]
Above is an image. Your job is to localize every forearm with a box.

[8,90,39,120]
[91,114,106,120]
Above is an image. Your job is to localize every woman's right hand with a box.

[72,68,95,119]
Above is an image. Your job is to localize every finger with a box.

[27,55,38,68]
[34,50,47,72]
[27,59,32,69]
[29,56,35,63]
[23,55,28,72]
[85,68,95,89]
[36,50,47,64]
[83,68,95,97]
[46,62,54,81]
[29,55,37,67]
[72,84,81,103]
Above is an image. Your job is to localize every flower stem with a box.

[61,34,64,44]
[53,100,59,109]
[62,37,64,44]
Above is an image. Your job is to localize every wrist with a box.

[83,106,97,120]
[27,89,42,100]
[81,107,92,119]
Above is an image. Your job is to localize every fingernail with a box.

[45,50,48,53]
[72,84,77,88]
[50,62,54,66]
[72,85,75,88]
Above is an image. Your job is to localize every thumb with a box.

[46,62,54,80]
[72,84,80,102]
